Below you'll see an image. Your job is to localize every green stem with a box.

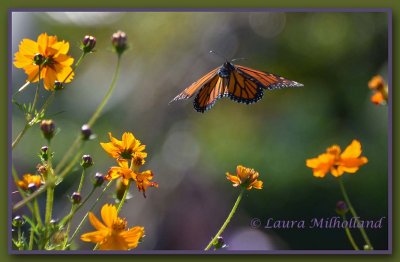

[18,227,23,250]
[68,181,113,246]
[87,56,121,127]
[44,145,55,241]
[338,178,373,250]
[55,55,121,175]
[341,215,359,250]
[205,189,244,251]
[33,198,43,228]
[28,225,35,250]
[12,123,30,150]
[116,180,131,214]
[62,168,87,249]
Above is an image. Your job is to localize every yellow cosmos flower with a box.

[100,132,147,160]
[80,204,144,250]
[13,33,74,91]
[16,174,43,191]
[306,140,368,178]
[226,165,263,190]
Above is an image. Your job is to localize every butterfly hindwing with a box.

[226,69,264,104]
[193,75,227,112]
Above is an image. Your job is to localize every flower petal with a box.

[101,204,117,228]
[341,140,362,159]
[88,212,107,231]
[80,230,108,243]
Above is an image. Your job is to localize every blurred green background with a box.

[11,12,388,250]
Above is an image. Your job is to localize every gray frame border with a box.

[8,7,392,255]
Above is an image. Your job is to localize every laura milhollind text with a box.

[262,217,386,229]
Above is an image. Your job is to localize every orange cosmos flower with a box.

[368,75,388,105]
[135,170,158,198]
[306,140,368,178]
[16,174,43,191]
[106,159,135,186]
[13,33,74,91]
[107,159,158,197]
[80,204,144,250]
[226,165,263,190]
[100,132,147,160]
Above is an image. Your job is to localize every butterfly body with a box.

[171,61,303,113]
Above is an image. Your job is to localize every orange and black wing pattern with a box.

[171,67,219,101]
[236,65,303,90]
[171,62,303,113]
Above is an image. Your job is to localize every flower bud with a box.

[111,30,127,55]
[364,244,373,250]
[213,236,227,250]
[81,124,92,140]
[82,35,96,53]
[54,80,64,91]
[33,53,45,65]
[81,154,93,168]
[40,119,55,141]
[94,172,105,187]
[335,201,349,216]
[12,215,25,227]
[28,183,37,193]
[40,146,49,161]
[71,192,82,204]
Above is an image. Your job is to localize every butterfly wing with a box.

[236,65,303,90]
[225,69,265,104]
[171,67,220,102]
[193,75,228,113]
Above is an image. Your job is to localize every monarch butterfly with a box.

[171,59,303,113]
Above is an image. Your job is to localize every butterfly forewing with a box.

[171,67,219,102]
[236,65,303,90]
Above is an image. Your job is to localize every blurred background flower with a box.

[11,11,388,250]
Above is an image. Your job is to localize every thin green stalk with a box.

[17,227,23,250]
[342,215,360,250]
[338,178,373,249]
[44,145,55,241]
[33,198,43,228]
[116,180,131,214]
[12,123,30,150]
[87,56,121,126]
[62,168,87,249]
[28,226,35,250]
[56,55,121,175]
[68,181,113,246]
[205,189,244,251]
[12,66,41,150]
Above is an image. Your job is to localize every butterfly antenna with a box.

[209,50,228,62]
[231,57,248,62]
